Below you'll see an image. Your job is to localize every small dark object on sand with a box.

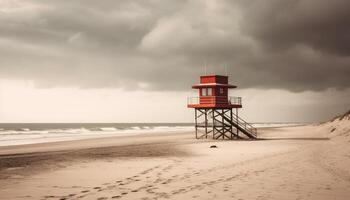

[210,145,218,148]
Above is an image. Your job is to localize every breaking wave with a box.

[0,122,303,146]
[0,124,194,146]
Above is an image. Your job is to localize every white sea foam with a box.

[0,125,194,146]
[98,127,118,131]
[0,123,303,147]
[131,126,141,130]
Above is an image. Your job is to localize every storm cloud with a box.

[0,0,349,92]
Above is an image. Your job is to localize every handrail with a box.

[187,96,242,105]
[209,109,257,138]
[231,112,257,137]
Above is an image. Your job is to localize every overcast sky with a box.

[0,0,349,123]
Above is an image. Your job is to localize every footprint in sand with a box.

[146,189,155,194]
[97,197,108,200]
[81,190,89,193]
[106,185,115,190]
[153,178,162,183]
[112,195,121,199]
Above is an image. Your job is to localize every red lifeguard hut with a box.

[187,75,257,139]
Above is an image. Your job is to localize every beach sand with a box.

[0,118,350,199]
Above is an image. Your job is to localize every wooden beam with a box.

[195,109,198,139]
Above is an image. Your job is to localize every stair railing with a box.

[231,112,257,138]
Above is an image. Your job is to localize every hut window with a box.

[207,88,212,96]
[201,88,207,96]
[220,88,224,94]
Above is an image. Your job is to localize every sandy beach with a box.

[0,114,349,200]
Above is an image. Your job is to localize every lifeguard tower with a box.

[187,75,257,139]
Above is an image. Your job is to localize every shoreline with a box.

[0,123,308,147]
[0,125,292,155]
[0,131,194,155]
[1,125,350,200]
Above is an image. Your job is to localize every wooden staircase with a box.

[204,109,257,140]
[222,112,257,139]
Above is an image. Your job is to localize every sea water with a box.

[0,123,305,146]
[0,123,194,146]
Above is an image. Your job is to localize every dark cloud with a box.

[0,0,349,92]
[239,0,350,55]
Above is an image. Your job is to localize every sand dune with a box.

[0,112,350,200]
[320,110,350,138]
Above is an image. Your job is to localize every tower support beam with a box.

[194,108,242,140]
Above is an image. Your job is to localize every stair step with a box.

[221,114,257,139]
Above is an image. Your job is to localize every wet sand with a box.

[0,124,350,200]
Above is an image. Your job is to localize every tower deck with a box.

[187,96,242,108]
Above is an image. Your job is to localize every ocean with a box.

[0,123,305,146]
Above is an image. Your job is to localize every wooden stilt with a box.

[221,109,224,139]
[236,108,239,138]
[230,108,233,139]
[205,109,208,139]
[195,109,198,139]
[212,108,215,139]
